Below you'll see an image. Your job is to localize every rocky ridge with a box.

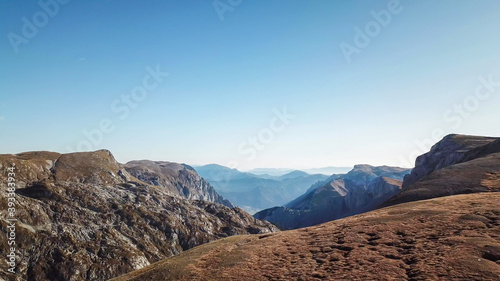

[402,134,499,188]
[384,134,500,207]
[0,150,277,281]
[254,165,409,229]
[108,135,500,280]
[124,160,233,207]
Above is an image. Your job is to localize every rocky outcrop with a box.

[112,193,500,281]
[384,134,500,207]
[0,151,277,281]
[125,160,233,207]
[402,134,500,188]
[0,150,135,188]
[344,164,409,185]
[254,165,409,230]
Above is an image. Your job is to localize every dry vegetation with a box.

[113,193,500,281]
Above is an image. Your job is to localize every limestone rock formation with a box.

[0,151,277,281]
[384,134,500,207]
[402,134,499,188]
[125,160,233,207]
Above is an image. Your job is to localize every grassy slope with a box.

[112,193,500,281]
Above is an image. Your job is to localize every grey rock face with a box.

[344,164,409,185]
[384,134,500,207]
[0,151,276,281]
[402,134,500,188]
[125,160,233,207]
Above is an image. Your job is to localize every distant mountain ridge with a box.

[245,168,295,177]
[194,165,329,214]
[110,134,500,280]
[194,164,255,182]
[245,166,353,176]
[255,165,410,229]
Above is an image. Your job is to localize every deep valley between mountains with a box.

[1,134,499,280]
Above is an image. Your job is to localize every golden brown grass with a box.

[112,193,500,281]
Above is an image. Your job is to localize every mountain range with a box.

[1,134,499,280]
[0,150,276,281]
[245,166,353,176]
[113,134,500,280]
[194,164,329,214]
[254,165,410,229]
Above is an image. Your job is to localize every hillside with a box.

[112,193,500,281]
[0,151,277,281]
[254,165,409,229]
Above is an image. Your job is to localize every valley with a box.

[195,164,329,214]
[1,134,499,280]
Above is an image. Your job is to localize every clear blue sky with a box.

[1,0,500,170]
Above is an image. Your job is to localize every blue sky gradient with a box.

[1,0,500,170]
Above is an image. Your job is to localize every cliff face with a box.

[124,160,233,207]
[254,165,408,230]
[384,135,500,207]
[402,134,500,188]
[0,151,276,281]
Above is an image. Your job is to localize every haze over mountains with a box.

[254,165,410,229]
[245,167,353,177]
[114,134,500,280]
[194,164,329,214]
[3,0,500,280]
[1,134,499,281]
